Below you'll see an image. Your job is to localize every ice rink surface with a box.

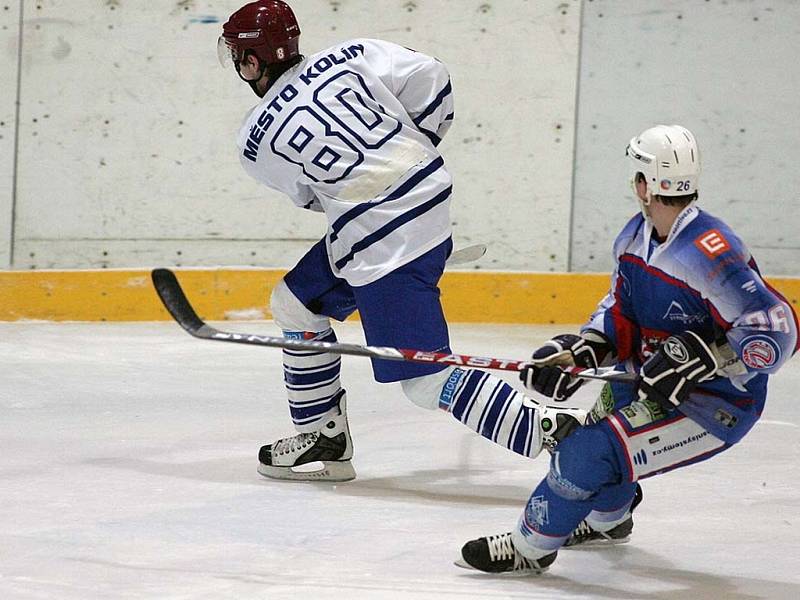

[1,321,799,599]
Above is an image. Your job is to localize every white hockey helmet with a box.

[626,125,700,197]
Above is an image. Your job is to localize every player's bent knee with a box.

[270,279,331,332]
[400,367,455,410]
[545,425,620,499]
[546,465,595,501]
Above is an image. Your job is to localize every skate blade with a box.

[564,536,630,549]
[257,459,356,482]
[453,559,549,576]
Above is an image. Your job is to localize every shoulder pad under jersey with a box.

[673,210,751,280]
[612,213,646,260]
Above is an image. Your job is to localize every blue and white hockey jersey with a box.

[584,203,798,442]
[236,38,454,286]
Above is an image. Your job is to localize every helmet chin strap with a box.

[235,58,270,98]
[639,194,653,224]
[248,79,267,97]
[631,177,653,224]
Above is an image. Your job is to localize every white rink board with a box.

[1,321,799,599]
[0,2,19,268]
[12,0,580,271]
[572,0,800,274]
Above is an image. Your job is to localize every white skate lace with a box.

[486,533,515,562]
[272,432,319,456]
[486,533,534,571]
[572,520,593,538]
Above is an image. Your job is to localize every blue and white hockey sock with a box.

[512,477,591,559]
[282,328,343,432]
[439,368,544,458]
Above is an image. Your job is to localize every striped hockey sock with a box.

[282,328,343,431]
[438,368,545,458]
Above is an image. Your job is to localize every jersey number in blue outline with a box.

[271,70,402,183]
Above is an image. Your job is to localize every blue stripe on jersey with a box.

[413,80,452,127]
[329,156,445,243]
[418,127,441,147]
[334,185,452,270]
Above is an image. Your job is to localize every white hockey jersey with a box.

[236,39,455,286]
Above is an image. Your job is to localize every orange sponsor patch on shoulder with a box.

[695,229,730,258]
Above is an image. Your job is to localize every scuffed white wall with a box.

[7,1,798,275]
[0,2,19,267]
[572,0,800,275]
[7,0,581,271]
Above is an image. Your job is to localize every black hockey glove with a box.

[638,331,717,411]
[520,331,611,402]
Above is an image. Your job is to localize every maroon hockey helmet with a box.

[218,0,301,69]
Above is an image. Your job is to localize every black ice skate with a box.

[258,390,355,482]
[564,483,643,547]
[456,532,557,575]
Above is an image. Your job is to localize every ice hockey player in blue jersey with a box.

[459,124,799,574]
[217,1,584,482]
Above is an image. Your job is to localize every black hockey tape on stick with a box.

[151,268,638,384]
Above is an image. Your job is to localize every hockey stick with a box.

[151,268,638,385]
[445,243,486,266]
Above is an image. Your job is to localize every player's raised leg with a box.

[351,238,585,460]
[434,367,586,457]
[421,329,610,460]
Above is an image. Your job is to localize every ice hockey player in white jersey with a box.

[458,125,799,574]
[217,1,584,482]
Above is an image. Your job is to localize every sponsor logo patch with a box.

[695,229,731,258]
[715,409,739,429]
[618,401,661,428]
[438,368,465,410]
[662,300,707,324]
[283,331,316,340]
[653,430,709,456]
[741,280,758,294]
[741,335,781,369]
[526,495,550,528]
[664,338,689,364]
[589,383,616,423]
